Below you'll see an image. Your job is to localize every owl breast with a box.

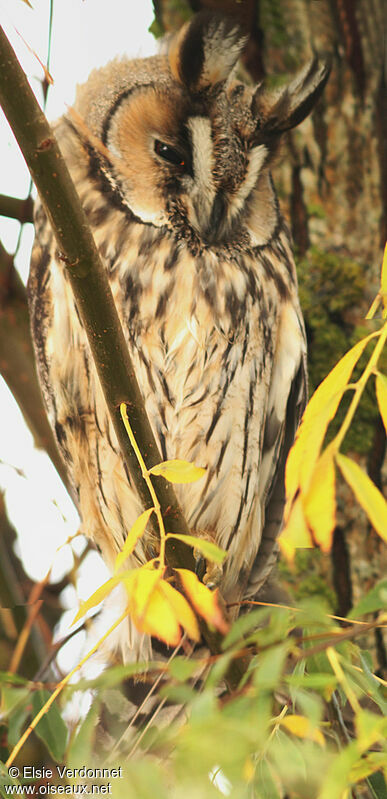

[37,192,303,605]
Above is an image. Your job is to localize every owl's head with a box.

[71,13,330,249]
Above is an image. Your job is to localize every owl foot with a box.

[194,548,223,589]
[202,561,223,590]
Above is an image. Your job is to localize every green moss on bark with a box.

[278,550,337,610]
[297,247,379,453]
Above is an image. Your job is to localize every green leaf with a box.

[167,657,200,682]
[0,671,28,685]
[158,683,197,706]
[167,533,227,564]
[221,607,271,648]
[355,708,387,749]
[286,672,337,692]
[0,685,30,719]
[252,642,290,690]
[204,651,234,690]
[319,742,361,799]
[149,459,206,483]
[255,759,282,799]
[0,762,19,797]
[69,662,151,692]
[67,700,100,768]
[367,770,387,799]
[292,689,324,728]
[348,579,387,618]
[31,689,68,761]
[336,453,387,542]
[357,653,387,715]
[7,700,30,748]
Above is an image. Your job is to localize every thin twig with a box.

[0,193,33,223]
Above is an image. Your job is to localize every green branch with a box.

[0,193,33,223]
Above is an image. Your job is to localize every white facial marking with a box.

[228,145,267,218]
[187,116,215,199]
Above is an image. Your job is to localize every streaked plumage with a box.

[28,13,330,659]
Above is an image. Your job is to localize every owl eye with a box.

[154,139,185,168]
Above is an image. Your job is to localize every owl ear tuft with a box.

[252,57,331,135]
[169,12,247,93]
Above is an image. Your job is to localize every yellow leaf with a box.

[279,715,325,747]
[125,567,184,646]
[126,567,162,621]
[158,580,200,642]
[176,569,229,634]
[365,294,381,320]
[242,757,255,782]
[72,575,120,625]
[303,444,336,552]
[114,508,154,572]
[349,753,387,784]
[376,372,387,435]
[336,454,387,543]
[132,581,182,646]
[285,333,376,506]
[149,459,206,483]
[125,568,200,646]
[381,242,387,317]
[167,533,227,564]
[279,496,314,561]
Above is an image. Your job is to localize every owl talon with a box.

[194,550,223,589]
[203,562,223,590]
[194,550,206,580]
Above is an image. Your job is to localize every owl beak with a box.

[203,190,226,245]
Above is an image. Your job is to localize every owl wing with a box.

[28,237,56,426]
[246,338,308,598]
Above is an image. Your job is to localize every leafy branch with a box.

[4,411,228,768]
[72,403,228,647]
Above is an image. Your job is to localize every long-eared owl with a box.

[28,13,330,659]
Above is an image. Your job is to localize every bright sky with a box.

[0,0,157,669]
